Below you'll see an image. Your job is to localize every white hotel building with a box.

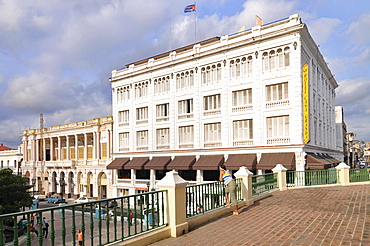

[108,14,342,196]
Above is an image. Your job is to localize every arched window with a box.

[269,50,276,70]
[277,48,283,68]
[262,52,268,71]
[284,47,290,67]
[247,56,253,74]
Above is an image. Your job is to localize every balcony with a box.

[45,160,76,168]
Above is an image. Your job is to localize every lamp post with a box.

[31,177,36,197]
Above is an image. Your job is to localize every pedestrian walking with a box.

[76,229,83,246]
[30,214,35,226]
[219,164,239,215]
[129,211,133,226]
[42,217,49,238]
[29,224,38,236]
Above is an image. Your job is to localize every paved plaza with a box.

[150,184,370,246]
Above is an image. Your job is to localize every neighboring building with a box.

[335,106,347,162]
[21,117,113,199]
[364,142,370,163]
[108,14,342,196]
[0,143,23,174]
[346,132,356,167]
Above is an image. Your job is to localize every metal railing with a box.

[186,179,242,218]
[0,190,167,246]
[350,168,370,182]
[252,173,277,196]
[287,169,338,187]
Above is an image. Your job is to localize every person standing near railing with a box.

[42,217,49,238]
[219,164,239,215]
[76,229,83,246]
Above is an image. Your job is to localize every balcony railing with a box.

[287,169,338,187]
[0,191,167,246]
[252,173,277,196]
[2,165,367,245]
[186,179,242,218]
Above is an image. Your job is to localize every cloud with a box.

[336,78,370,106]
[347,13,370,49]
[307,17,342,45]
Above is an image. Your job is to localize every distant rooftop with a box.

[0,143,13,151]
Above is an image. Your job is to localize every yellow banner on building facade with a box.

[302,64,310,143]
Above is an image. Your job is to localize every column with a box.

[84,134,88,161]
[50,138,54,161]
[150,169,156,190]
[23,140,28,162]
[234,166,254,205]
[96,131,101,160]
[107,130,111,159]
[196,170,203,183]
[58,137,61,161]
[131,169,136,186]
[66,135,70,160]
[35,139,40,162]
[335,162,350,186]
[75,135,78,161]
[31,140,35,161]
[272,164,288,191]
[43,138,46,162]
[93,132,97,160]
[156,171,188,237]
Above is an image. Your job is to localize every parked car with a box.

[100,200,119,208]
[74,197,95,204]
[46,195,66,204]
[33,192,46,201]
[29,199,39,209]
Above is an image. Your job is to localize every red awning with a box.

[192,155,224,170]
[106,158,130,169]
[143,157,172,170]
[258,153,296,170]
[124,157,149,170]
[224,154,257,170]
[306,153,333,170]
[167,156,196,170]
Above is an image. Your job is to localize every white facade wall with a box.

[110,14,343,194]
[0,145,23,174]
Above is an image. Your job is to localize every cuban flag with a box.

[184,4,196,13]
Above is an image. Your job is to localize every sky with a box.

[0,0,369,149]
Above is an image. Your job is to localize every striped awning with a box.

[224,154,257,170]
[192,155,224,170]
[306,153,335,170]
[166,156,196,170]
[258,152,296,170]
[143,157,172,170]
[106,158,130,169]
[124,157,150,170]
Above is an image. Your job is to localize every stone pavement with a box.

[150,184,370,246]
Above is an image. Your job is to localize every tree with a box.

[0,169,33,215]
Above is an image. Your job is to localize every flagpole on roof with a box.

[170,18,172,51]
[194,2,197,44]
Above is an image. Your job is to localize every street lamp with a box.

[31,177,36,197]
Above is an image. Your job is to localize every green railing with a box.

[0,190,167,246]
[186,179,242,218]
[252,173,277,196]
[350,168,370,182]
[287,169,338,187]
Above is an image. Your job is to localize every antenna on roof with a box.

[40,113,44,129]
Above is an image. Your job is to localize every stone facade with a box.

[21,117,113,199]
